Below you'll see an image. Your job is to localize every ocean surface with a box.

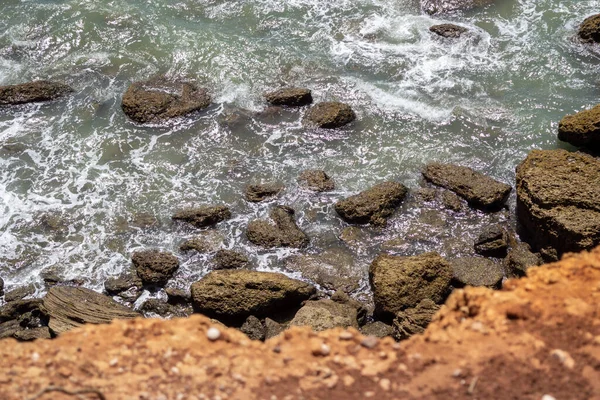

[0,0,598,305]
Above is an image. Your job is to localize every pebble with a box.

[541,396,556,400]
[361,336,379,349]
[312,343,331,357]
[207,327,221,341]
[550,349,575,369]
[339,331,354,340]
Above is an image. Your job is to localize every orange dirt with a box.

[3,247,600,400]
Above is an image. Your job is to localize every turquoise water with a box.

[0,0,599,303]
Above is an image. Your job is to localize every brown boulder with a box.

[264,88,312,107]
[245,183,283,203]
[558,104,600,148]
[298,170,335,192]
[450,257,503,289]
[246,206,309,248]
[579,14,600,44]
[393,299,440,341]
[132,250,179,286]
[172,205,231,228]
[290,300,359,332]
[213,250,249,270]
[0,81,72,105]
[303,102,356,129]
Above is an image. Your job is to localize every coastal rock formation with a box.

[172,205,231,228]
[246,206,309,248]
[392,299,440,341]
[298,169,335,192]
[303,102,356,129]
[264,88,312,107]
[0,298,49,341]
[558,104,600,148]
[474,225,508,257]
[504,241,542,278]
[369,252,452,320]
[335,181,408,226]
[213,249,249,270]
[423,163,511,210]
[0,81,72,105]
[190,270,316,323]
[450,257,503,288]
[4,284,35,302]
[132,250,179,287]
[421,0,496,15]
[429,23,468,38]
[290,300,359,332]
[579,13,600,44]
[104,270,143,297]
[121,77,210,123]
[245,183,283,202]
[516,149,600,256]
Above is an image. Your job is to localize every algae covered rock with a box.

[265,88,312,107]
[213,249,249,270]
[246,206,309,248]
[0,81,72,106]
[290,299,359,332]
[335,181,408,226]
[298,170,335,192]
[579,14,600,44]
[303,102,356,129]
[172,205,231,228]
[558,104,600,148]
[429,24,468,38]
[245,183,283,203]
[450,257,503,288]
[132,250,179,286]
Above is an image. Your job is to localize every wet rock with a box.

[42,286,139,334]
[121,76,211,123]
[132,250,179,287]
[4,284,35,303]
[246,206,309,248]
[331,290,368,326]
[338,226,368,249]
[441,190,463,211]
[557,104,600,148]
[172,205,231,228]
[129,213,158,229]
[0,277,4,296]
[240,316,265,341]
[303,102,356,129]
[393,299,440,341]
[429,24,468,38]
[0,299,44,322]
[165,287,191,305]
[104,270,143,297]
[416,188,437,202]
[334,181,408,226]
[504,242,542,278]
[213,250,249,270]
[516,149,600,256]
[264,88,312,107]
[421,0,496,15]
[360,321,394,338]
[0,81,72,106]
[474,225,508,258]
[245,183,283,203]
[423,163,511,210]
[179,231,223,253]
[290,299,359,332]
[298,170,335,192]
[369,252,453,320]
[140,299,191,318]
[190,270,316,323]
[40,266,62,287]
[264,318,285,339]
[450,257,503,288]
[579,14,600,44]
[13,327,52,341]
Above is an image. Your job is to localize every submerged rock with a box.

[474,225,508,258]
[421,0,496,15]
[121,76,210,123]
[334,181,408,226]
[303,102,356,129]
[240,316,265,341]
[441,190,463,211]
[246,206,309,248]
[504,241,542,278]
[213,249,249,270]
[245,183,284,203]
[0,81,72,106]
[516,149,600,256]
[393,299,440,341]
[179,231,224,253]
[557,104,600,148]
[132,250,179,287]
[264,88,312,107]
[290,300,359,332]
[579,14,600,44]
[429,24,468,38]
[423,163,511,210]
[450,257,503,288]
[298,170,335,192]
[172,205,231,228]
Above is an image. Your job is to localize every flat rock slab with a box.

[0,81,72,105]
[264,88,312,107]
[421,0,496,14]
[422,163,511,210]
[558,104,600,148]
[335,181,408,226]
[290,300,359,332]
[42,286,139,334]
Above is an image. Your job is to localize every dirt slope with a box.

[2,247,600,400]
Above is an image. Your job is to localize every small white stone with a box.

[207,327,221,341]
[109,358,118,367]
[541,395,556,400]
[31,352,40,362]
[320,343,331,356]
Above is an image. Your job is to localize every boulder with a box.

[516,149,600,256]
[165,287,191,305]
[246,206,309,248]
[4,284,35,303]
[179,231,223,253]
[240,316,265,341]
[423,163,511,210]
[557,104,600,148]
[132,250,179,287]
[429,24,468,38]
[0,299,44,322]
[298,170,335,192]
[0,276,4,296]
[190,270,316,323]
[213,250,249,270]
[104,270,143,297]
[290,300,359,332]
[450,257,503,288]
[121,76,210,123]
[303,102,356,129]
[264,318,286,340]
[331,290,368,326]
[369,252,453,320]
[579,14,600,44]
[264,88,312,107]
[172,205,231,228]
[334,181,408,226]
[245,183,283,203]
[504,242,542,278]
[393,299,440,341]
[360,321,394,338]
[42,286,138,334]
[441,190,463,211]
[421,0,495,15]
[0,81,72,105]
[140,299,191,318]
[474,225,508,258]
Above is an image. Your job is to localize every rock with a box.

[557,104,600,148]
[0,299,44,322]
[393,299,440,341]
[421,0,495,15]
[415,188,437,202]
[165,287,191,305]
[179,232,223,253]
[516,149,600,256]
[132,250,179,287]
[129,213,158,229]
[172,205,231,228]
[369,252,453,320]
[246,206,309,248]
[290,300,359,332]
[298,170,335,192]
[140,299,191,318]
[334,181,408,226]
[121,76,211,123]
[190,270,316,323]
[450,257,503,288]
[474,226,508,258]
[4,284,35,303]
[264,318,286,339]
[40,266,63,287]
[0,81,72,105]
[42,286,139,334]
[264,88,312,107]
[240,316,265,341]
[213,250,249,270]
[423,163,511,210]
[579,14,600,44]
[303,102,356,129]
[104,270,143,296]
[441,190,463,211]
[245,183,283,203]
[331,290,368,326]
[429,24,468,38]
[13,327,52,341]
[360,321,394,338]
[504,242,542,278]
[0,276,4,296]
[0,320,21,339]
[338,226,367,249]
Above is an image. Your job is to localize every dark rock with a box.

[40,266,62,287]
[421,0,496,15]
[179,232,223,253]
[140,299,191,318]
[290,299,358,332]
[331,290,368,326]
[13,327,52,341]
[504,242,542,278]
[0,276,4,296]
[423,163,511,210]
[132,250,179,287]
[104,270,143,296]
[369,252,453,320]
[516,149,600,256]
[0,81,72,106]
[240,316,265,341]
[450,257,503,288]
[303,102,356,129]
[579,14,600,44]
[121,76,211,123]
[393,299,440,341]
[246,206,309,248]
[245,183,283,203]
[42,286,139,334]
[335,181,408,226]
[298,170,335,192]
[0,299,44,322]
[264,318,285,340]
[172,205,231,228]
[557,104,600,148]
[474,225,508,258]
[165,287,191,305]
[0,320,20,339]
[360,321,394,338]
[441,190,463,212]
[540,247,559,263]
[190,269,316,324]
[213,250,249,270]
[4,284,35,303]
[265,88,312,107]
[429,24,468,38]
